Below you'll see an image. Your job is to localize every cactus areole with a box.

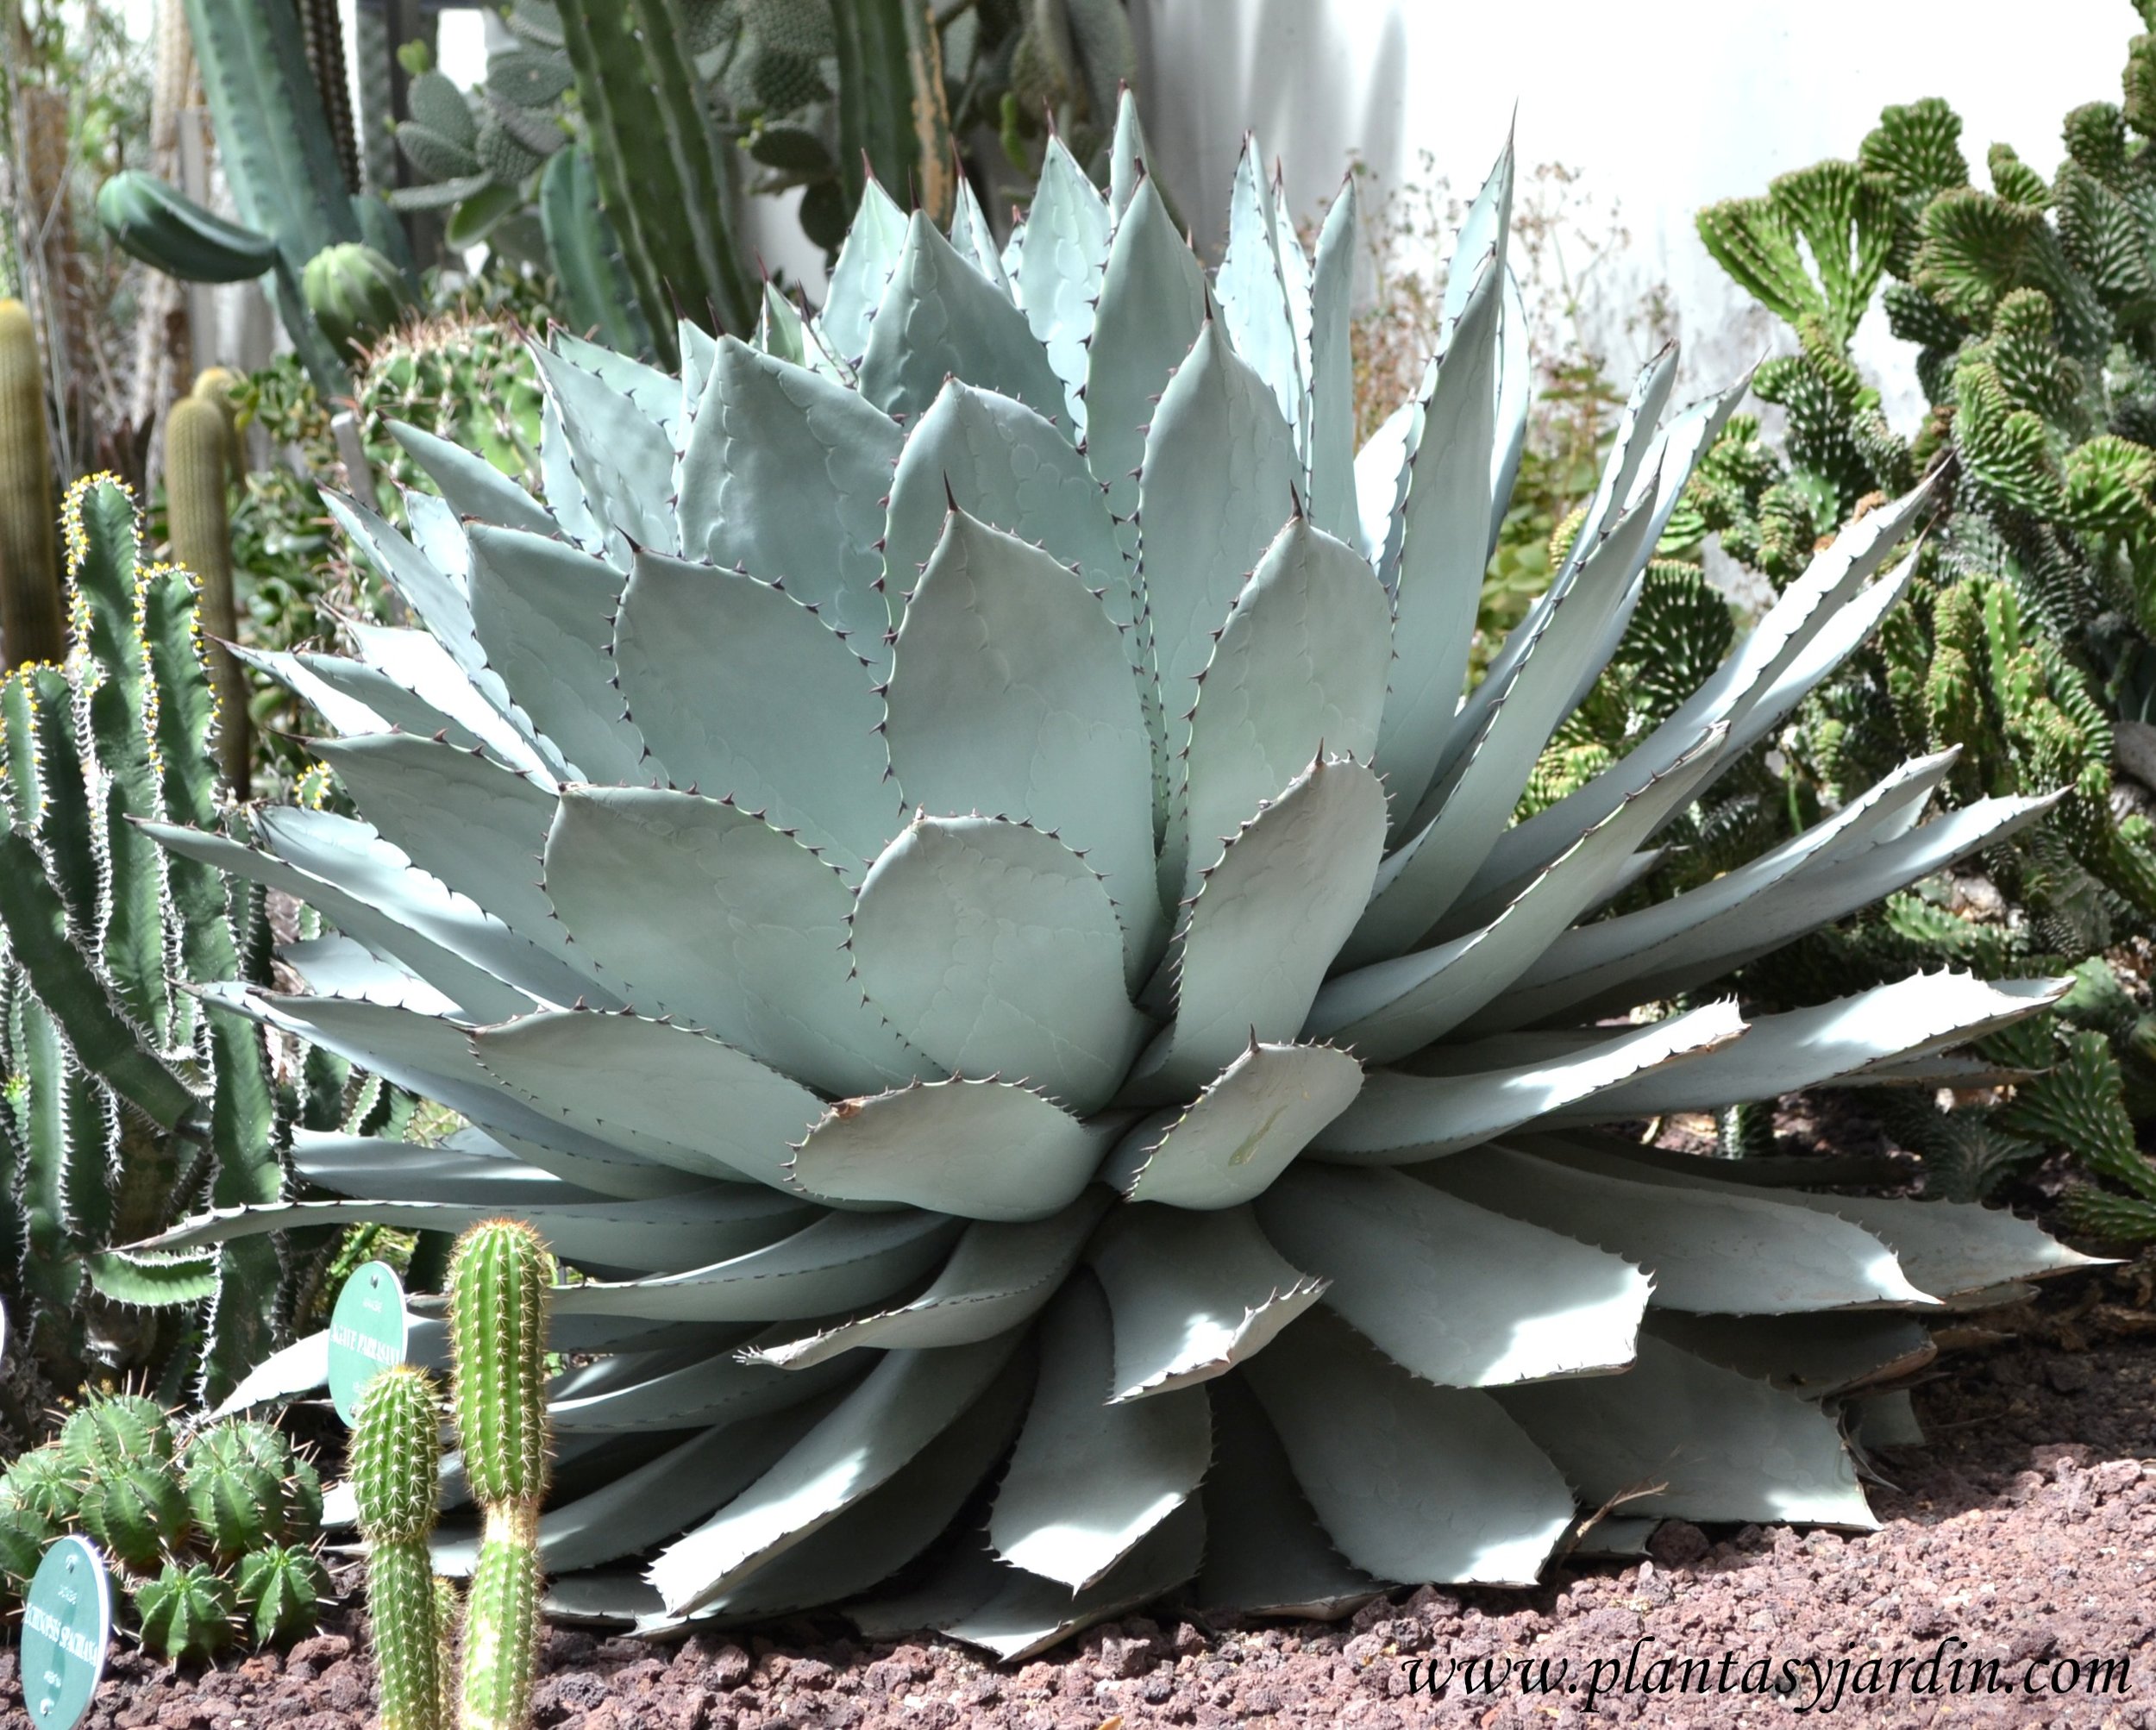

[20,1536,112,1729]
[141,111,2096,1658]
[327,1260,410,1424]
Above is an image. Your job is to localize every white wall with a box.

[1132,0,2139,427]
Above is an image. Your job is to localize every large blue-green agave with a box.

[150,106,2090,1657]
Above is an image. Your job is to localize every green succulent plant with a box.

[134,1558,238,1661]
[141,124,2091,1658]
[352,1364,446,1730]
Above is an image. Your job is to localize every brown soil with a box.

[8,1266,2156,1730]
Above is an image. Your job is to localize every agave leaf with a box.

[644,1330,1021,1614]
[1370,259,1502,831]
[201,986,683,1198]
[438,1395,845,1576]
[678,319,718,400]
[949,178,1010,291]
[859,212,1069,427]
[529,338,677,556]
[1460,487,1934,919]
[472,1009,829,1188]
[541,393,605,555]
[255,805,607,1012]
[1087,1203,1326,1400]
[1420,1144,1933,1313]
[1542,791,2063,1025]
[1256,1167,1649,1387]
[1127,755,1387,1102]
[1444,134,1515,329]
[818,177,911,361]
[614,552,895,875]
[1357,402,1414,581]
[135,1189,802,1274]
[279,931,457,1012]
[1241,1308,1574,1586]
[550,1211,962,1322]
[1485,751,1963,1031]
[1139,322,1303,765]
[1489,266,1531,554]
[343,623,558,780]
[744,1194,1111,1370]
[853,1497,1205,1664]
[886,510,1162,980]
[881,380,1138,672]
[309,734,590,968]
[552,332,683,443]
[404,490,472,588]
[1086,176,1206,548]
[1306,176,1360,545]
[673,337,902,663]
[787,1077,1115,1222]
[849,817,1150,1114]
[1547,1139,2101,1298]
[1313,1000,1746,1163]
[229,644,476,753]
[1107,87,1150,222]
[1165,517,1392,906]
[1495,1336,1876,1527]
[1194,1373,1379,1618]
[1274,169,1316,437]
[1551,973,2071,1124]
[1643,1312,1934,1398]
[144,819,539,1025]
[1104,1041,1363,1209]
[465,524,649,786]
[325,497,565,780]
[550,1345,858,1432]
[689,1349,1031,1622]
[291,1125,609,1205]
[1017,136,1111,430]
[989,1276,1210,1589]
[1214,140,1306,453]
[1309,726,1726,1062]
[541,786,921,1097]
[386,422,555,536]
[1351,493,1665,963]
[206,1331,330,1418]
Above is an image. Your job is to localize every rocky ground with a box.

[5,1257,2156,1729]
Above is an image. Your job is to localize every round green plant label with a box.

[20,1535,110,1728]
[328,1259,410,1425]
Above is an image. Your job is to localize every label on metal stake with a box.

[326,1258,410,1425]
[20,1535,111,1729]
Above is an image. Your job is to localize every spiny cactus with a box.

[449,1221,550,1730]
[0,300,65,671]
[135,121,2095,1658]
[353,1364,446,1730]
[303,244,418,360]
[236,1543,330,1647]
[0,476,282,1399]
[134,1559,238,1661]
[164,379,249,794]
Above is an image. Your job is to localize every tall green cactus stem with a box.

[0,301,65,670]
[831,0,955,227]
[354,1365,447,1730]
[163,392,248,794]
[448,1220,550,1730]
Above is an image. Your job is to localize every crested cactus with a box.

[0,300,65,671]
[137,122,2095,1658]
[0,477,282,1399]
[1694,0,2156,1230]
[448,1221,550,1730]
[353,1364,447,1730]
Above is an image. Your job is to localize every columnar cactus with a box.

[0,299,64,670]
[448,1221,550,1730]
[163,382,249,793]
[353,1365,447,1730]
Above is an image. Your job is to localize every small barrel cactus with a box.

[3,1443,81,1526]
[302,242,415,357]
[135,1558,238,1662]
[182,1421,287,1561]
[77,1457,191,1575]
[353,1364,446,1730]
[449,1220,551,1730]
[60,1393,177,1476]
[0,1487,58,1608]
[236,1542,331,1646]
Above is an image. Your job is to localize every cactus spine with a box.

[0,301,64,670]
[354,1365,447,1730]
[163,384,248,793]
[449,1220,550,1730]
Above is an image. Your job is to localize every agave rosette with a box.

[149,109,2092,1656]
